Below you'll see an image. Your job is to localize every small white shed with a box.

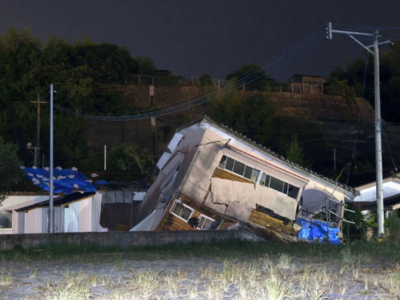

[0,192,104,234]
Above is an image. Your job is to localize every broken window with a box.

[260,173,271,186]
[170,200,194,221]
[218,155,260,182]
[198,214,215,230]
[288,185,300,199]
[219,155,227,168]
[0,210,12,229]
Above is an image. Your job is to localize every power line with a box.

[381,125,398,172]
[56,40,318,121]
[51,32,322,121]
[346,53,370,185]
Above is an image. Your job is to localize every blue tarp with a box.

[297,218,341,245]
[95,180,110,185]
[23,167,96,195]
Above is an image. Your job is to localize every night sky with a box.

[1,0,400,82]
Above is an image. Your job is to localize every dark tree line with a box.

[2,26,399,187]
[326,40,400,123]
[0,27,158,168]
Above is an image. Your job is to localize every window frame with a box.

[258,172,300,200]
[0,210,12,230]
[218,155,301,200]
[170,200,194,222]
[218,155,260,183]
[197,214,215,230]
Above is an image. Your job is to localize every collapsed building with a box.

[132,116,358,242]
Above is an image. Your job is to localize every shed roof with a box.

[15,192,96,213]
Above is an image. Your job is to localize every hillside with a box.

[82,84,400,186]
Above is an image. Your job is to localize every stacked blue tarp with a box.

[23,166,96,195]
[298,218,341,245]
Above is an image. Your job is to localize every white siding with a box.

[41,209,48,233]
[64,202,79,232]
[91,193,103,232]
[78,197,92,232]
[64,195,100,232]
[54,207,64,233]
[1,193,103,234]
[0,195,49,234]
[25,209,43,234]
[17,212,25,234]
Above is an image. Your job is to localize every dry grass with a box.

[29,267,39,278]
[8,256,400,299]
[39,270,96,300]
[0,272,12,285]
[4,240,400,299]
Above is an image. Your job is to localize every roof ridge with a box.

[201,116,357,195]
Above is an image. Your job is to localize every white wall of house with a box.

[24,209,44,234]
[0,195,49,234]
[0,193,104,234]
[200,120,353,202]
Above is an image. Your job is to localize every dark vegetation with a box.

[1,26,400,187]
[0,137,24,202]
[327,42,400,123]
[2,238,400,264]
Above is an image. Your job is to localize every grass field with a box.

[1,240,400,299]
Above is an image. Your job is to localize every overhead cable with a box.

[52,32,322,121]
[381,125,398,172]
[346,52,370,185]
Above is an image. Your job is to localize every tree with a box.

[328,41,400,122]
[209,79,277,146]
[110,144,153,175]
[0,27,140,168]
[199,73,212,86]
[136,56,157,75]
[226,63,274,91]
[286,135,311,168]
[0,137,23,203]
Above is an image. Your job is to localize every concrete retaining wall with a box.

[0,230,263,251]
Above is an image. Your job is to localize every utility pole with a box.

[327,23,391,237]
[150,76,155,105]
[334,148,337,171]
[49,84,55,233]
[29,95,47,167]
[104,145,107,171]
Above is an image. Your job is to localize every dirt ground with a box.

[0,251,399,300]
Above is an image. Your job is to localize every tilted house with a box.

[132,116,358,241]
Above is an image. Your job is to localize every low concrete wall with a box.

[0,230,262,251]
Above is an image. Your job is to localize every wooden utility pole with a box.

[30,94,47,167]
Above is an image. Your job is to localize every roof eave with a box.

[198,116,358,196]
